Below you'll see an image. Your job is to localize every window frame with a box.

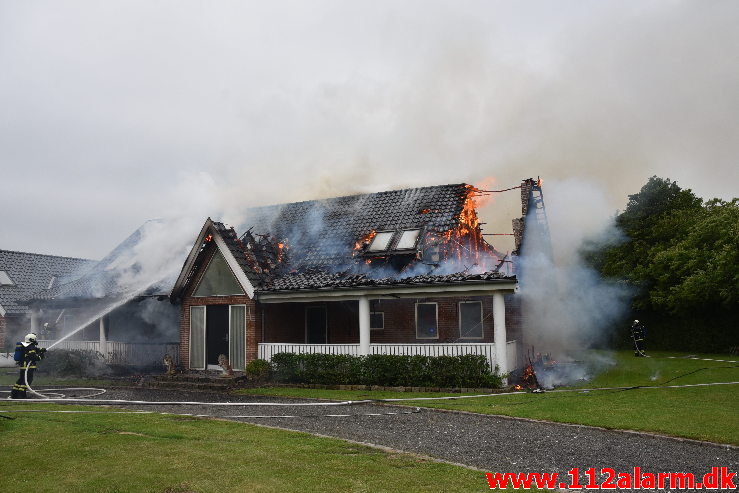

[415,302,439,340]
[189,305,207,370]
[192,249,245,297]
[367,231,395,252]
[458,301,484,340]
[304,305,328,344]
[370,311,384,331]
[0,270,15,286]
[395,229,421,250]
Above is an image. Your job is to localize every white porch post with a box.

[493,292,508,383]
[99,317,108,360]
[30,309,39,333]
[358,296,371,356]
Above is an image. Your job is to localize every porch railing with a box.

[38,340,180,367]
[258,341,517,371]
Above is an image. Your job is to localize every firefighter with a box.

[631,320,646,357]
[10,333,46,399]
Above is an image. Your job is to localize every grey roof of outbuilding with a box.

[0,250,94,314]
[30,220,174,302]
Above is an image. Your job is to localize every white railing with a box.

[258,340,517,371]
[38,340,180,367]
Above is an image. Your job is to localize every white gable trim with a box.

[0,303,6,317]
[212,233,255,298]
[170,218,256,301]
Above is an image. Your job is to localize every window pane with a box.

[189,306,205,369]
[460,302,483,338]
[367,232,394,251]
[370,312,384,330]
[416,303,438,339]
[0,270,14,285]
[229,305,246,370]
[396,229,420,249]
[193,250,245,296]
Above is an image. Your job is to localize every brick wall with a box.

[179,245,257,368]
[261,294,522,345]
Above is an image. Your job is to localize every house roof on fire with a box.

[0,249,94,316]
[172,183,516,300]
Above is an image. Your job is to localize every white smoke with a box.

[519,179,632,357]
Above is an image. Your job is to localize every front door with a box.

[206,305,229,367]
[306,306,327,344]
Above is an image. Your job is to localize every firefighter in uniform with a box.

[10,333,46,399]
[631,320,646,357]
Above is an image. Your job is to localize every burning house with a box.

[171,179,546,376]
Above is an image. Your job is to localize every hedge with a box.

[269,352,502,388]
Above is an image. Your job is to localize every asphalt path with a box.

[41,387,738,489]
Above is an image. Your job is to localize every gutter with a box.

[255,278,518,303]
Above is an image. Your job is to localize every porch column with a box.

[30,309,39,333]
[493,292,508,383]
[358,296,370,356]
[99,317,108,360]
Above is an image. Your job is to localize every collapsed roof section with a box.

[171,183,516,300]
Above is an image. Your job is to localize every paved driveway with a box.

[71,387,738,488]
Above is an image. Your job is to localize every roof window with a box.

[367,231,394,252]
[0,270,14,286]
[395,229,420,249]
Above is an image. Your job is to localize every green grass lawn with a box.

[0,403,494,493]
[236,350,739,445]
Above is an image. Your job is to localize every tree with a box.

[584,177,737,351]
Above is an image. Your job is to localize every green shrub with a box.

[245,359,270,380]
[39,349,111,377]
[268,352,502,388]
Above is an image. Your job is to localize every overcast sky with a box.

[1,0,737,260]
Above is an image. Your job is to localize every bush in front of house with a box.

[245,358,271,381]
[39,349,112,377]
[268,352,502,388]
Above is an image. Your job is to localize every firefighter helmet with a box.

[24,333,37,344]
[633,320,639,325]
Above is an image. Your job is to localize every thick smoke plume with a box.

[518,179,631,383]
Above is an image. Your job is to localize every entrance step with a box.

[146,372,246,392]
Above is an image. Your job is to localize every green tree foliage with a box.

[585,176,737,351]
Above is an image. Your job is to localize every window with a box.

[459,301,483,339]
[193,250,245,297]
[370,312,384,330]
[0,271,14,286]
[229,305,246,371]
[189,306,206,370]
[416,303,438,339]
[367,231,394,252]
[396,229,420,249]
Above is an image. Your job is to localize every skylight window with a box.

[367,232,394,252]
[0,271,14,286]
[396,229,420,249]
